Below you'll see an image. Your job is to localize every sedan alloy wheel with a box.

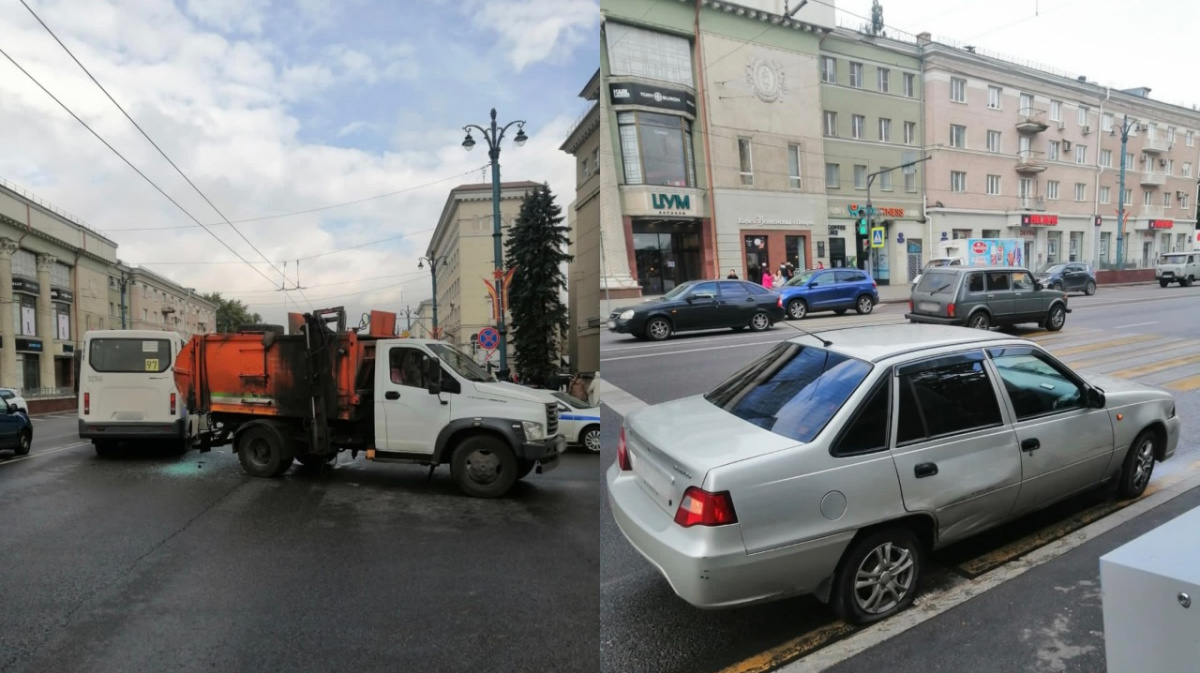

[645,318,672,341]
[833,527,923,625]
[749,311,771,332]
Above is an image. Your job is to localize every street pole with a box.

[418,255,445,337]
[864,157,929,279]
[1116,114,1135,270]
[462,109,527,380]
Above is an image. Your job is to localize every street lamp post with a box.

[461,109,527,379]
[417,255,447,336]
[1114,115,1140,270]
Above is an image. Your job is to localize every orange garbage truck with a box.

[173,307,566,497]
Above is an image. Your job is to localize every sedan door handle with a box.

[914,462,938,478]
[745,297,755,302]
[987,294,995,298]
[385,391,400,400]
[1021,438,1040,452]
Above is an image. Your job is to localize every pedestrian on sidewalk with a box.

[761,266,774,290]
[726,268,739,279]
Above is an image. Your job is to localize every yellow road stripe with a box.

[1046,335,1149,357]
[1066,339,1194,370]
[715,622,856,673]
[1165,373,1200,391]
[1107,351,1200,380]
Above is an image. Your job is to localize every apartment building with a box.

[919,35,1200,272]
[560,69,601,377]
[117,264,215,339]
[819,28,924,283]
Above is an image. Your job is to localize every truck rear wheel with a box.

[451,435,519,498]
[236,425,294,478]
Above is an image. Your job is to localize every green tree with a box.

[200,292,263,333]
[503,183,572,387]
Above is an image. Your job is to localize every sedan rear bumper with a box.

[606,463,852,608]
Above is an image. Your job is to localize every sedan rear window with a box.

[705,342,872,443]
[916,271,958,295]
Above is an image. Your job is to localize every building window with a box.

[986,174,1001,195]
[987,85,1001,109]
[143,308,148,322]
[1099,186,1110,203]
[826,163,840,189]
[1124,152,1135,169]
[616,111,695,187]
[950,77,966,102]
[738,137,753,186]
[605,23,693,86]
[1182,194,1190,210]
[1050,100,1062,121]
[1143,189,1153,206]
[986,130,1001,153]
[1188,130,1195,147]
[879,118,891,142]
[824,110,837,136]
[951,171,966,192]
[950,124,966,148]
[1018,92,1034,115]
[852,114,865,139]
[1047,141,1060,161]
[1147,123,1157,140]
[1167,159,1174,175]
[1168,126,1177,144]
[905,170,916,192]
[904,121,916,145]
[54,302,70,340]
[788,144,802,189]
[854,164,867,189]
[903,73,915,97]
[14,296,35,336]
[1019,178,1035,198]
[1100,149,1112,167]
[1124,188,1132,203]
[1100,232,1111,260]
[820,56,836,83]
[850,62,863,88]
[878,67,890,92]
[879,169,892,191]
[1047,180,1060,200]
[1075,183,1087,201]
[1164,192,1172,208]
[1075,145,1087,164]
[1100,113,1113,133]
[1077,105,1089,126]
[1185,162,1193,178]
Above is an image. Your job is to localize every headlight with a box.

[619,309,635,320]
[522,421,545,441]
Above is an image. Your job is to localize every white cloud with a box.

[464,0,599,71]
[0,0,577,328]
[184,0,271,35]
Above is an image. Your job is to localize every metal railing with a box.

[0,177,105,237]
[23,387,75,399]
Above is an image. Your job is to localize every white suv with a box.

[1156,252,1200,287]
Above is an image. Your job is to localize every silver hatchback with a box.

[607,325,1179,624]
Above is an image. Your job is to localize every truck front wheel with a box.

[451,435,519,498]
[237,425,293,478]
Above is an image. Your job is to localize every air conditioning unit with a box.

[1159,158,1168,167]
[1178,191,1187,199]
[1081,125,1091,135]
[1140,154,1148,162]
[1063,140,1072,150]
[1035,197,1046,211]
[1056,120,1065,130]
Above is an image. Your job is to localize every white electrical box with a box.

[1100,505,1200,673]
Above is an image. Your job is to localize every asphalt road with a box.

[0,416,598,673]
[599,283,1200,673]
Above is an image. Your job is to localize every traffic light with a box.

[856,208,868,235]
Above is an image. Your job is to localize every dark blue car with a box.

[0,400,32,456]
[776,268,879,320]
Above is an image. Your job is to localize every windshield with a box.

[915,271,958,295]
[551,392,591,410]
[660,284,693,300]
[705,342,872,443]
[784,271,817,287]
[1161,254,1189,264]
[926,259,956,269]
[428,343,495,382]
[1038,264,1066,275]
[88,338,172,373]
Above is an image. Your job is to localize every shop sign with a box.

[50,287,73,302]
[1020,214,1058,226]
[737,215,812,227]
[827,224,845,234]
[15,338,41,353]
[62,343,74,354]
[845,204,905,218]
[12,277,39,294]
[649,192,694,216]
[609,82,696,115]
[1149,219,1174,229]
[1018,228,1038,237]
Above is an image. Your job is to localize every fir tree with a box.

[503,183,573,387]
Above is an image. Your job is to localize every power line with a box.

[0,43,296,307]
[18,0,313,311]
[129,227,437,265]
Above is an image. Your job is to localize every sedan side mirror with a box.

[1087,386,1106,408]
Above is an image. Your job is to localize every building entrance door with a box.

[906,239,923,281]
[744,235,769,283]
[21,355,39,391]
[829,237,846,268]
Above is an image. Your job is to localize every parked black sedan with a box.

[1035,262,1097,295]
[607,279,785,341]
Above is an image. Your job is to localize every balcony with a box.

[1141,171,1166,187]
[1015,108,1049,133]
[1020,196,1046,211]
[1015,150,1047,173]
[1142,136,1170,153]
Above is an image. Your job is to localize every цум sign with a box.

[650,193,692,216]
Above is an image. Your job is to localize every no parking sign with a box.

[478,327,500,351]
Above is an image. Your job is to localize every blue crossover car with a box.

[776,268,879,320]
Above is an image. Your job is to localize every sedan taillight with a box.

[617,427,631,471]
[674,487,738,527]
[84,392,90,415]
[777,295,783,308]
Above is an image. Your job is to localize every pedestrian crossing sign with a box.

[870,227,885,248]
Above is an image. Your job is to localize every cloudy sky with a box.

[835,0,1200,110]
[0,0,597,326]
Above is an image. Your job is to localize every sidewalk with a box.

[781,472,1200,673]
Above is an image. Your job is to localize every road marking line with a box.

[0,441,90,467]
[1045,334,1149,357]
[600,339,781,362]
[715,622,856,673]
[1111,321,1158,329]
[1065,338,1195,370]
[1163,372,1200,391]
[780,462,1200,672]
[1106,351,1200,380]
[595,379,648,418]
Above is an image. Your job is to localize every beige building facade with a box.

[118,265,215,339]
[561,70,601,376]
[426,181,542,363]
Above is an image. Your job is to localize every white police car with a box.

[551,392,600,453]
